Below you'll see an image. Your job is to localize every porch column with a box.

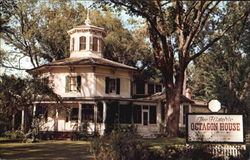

[55,108,59,131]
[157,102,161,124]
[102,101,107,123]
[12,114,15,130]
[78,103,82,131]
[21,109,25,131]
[33,104,36,117]
[94,102,98,133]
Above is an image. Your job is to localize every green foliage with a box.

[90,131,148,160]
[4,130,25,140]
[190,3,250,127]
[0,74,59,133]
[1,0,154,77]
[71,121,96,141]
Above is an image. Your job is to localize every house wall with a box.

[95,67,131,98]
[179,103,191,128]
[133,102,161,137]
[42,66,132,98]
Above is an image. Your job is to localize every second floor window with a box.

[79,36,86,50]
[136,82,145,94]
[105,77,120,94]
[65,76,81,92]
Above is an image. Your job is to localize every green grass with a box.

[0,137,9,141]
[0,135,249,160]
[143,137,185,149]
[0,140,94,160]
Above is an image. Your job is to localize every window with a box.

[149,106,156,124]
[71,38,75,51]
[79,36,86,50]
[105,77,120,94]
[70,108,78,121]
[82,104,94,122]
[148,83,154,94]
[119,105,132,124]
[65,76,81,92]
[183,105,189,125]
[156,84,162,92]
[109,78,116,93]
[136,82,145,94]
[133,105,141,124]
[98,39,103,52]
[93,37,98,51]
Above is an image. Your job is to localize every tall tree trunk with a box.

[165,93,181,136]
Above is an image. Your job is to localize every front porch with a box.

[31,99,161,137]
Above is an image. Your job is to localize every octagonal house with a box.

[26,14,193,138]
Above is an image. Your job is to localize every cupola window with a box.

[93,37,98,51]
[79,36,86,50]
[71,38,75,51]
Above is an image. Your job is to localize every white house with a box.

[26,15,193,138]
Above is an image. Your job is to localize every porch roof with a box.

[138,92,194,103]
[33,96,159,104]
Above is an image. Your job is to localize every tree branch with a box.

[189,11,249,61]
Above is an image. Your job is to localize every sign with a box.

[187,113,244,143]
[208,99,221,112]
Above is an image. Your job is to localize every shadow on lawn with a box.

[0,141,94,160]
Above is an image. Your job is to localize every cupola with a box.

[67,10,106,58]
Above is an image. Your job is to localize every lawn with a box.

[0,140,94,160]
[0,135,249,160]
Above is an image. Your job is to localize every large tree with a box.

[1,0,153,74]
[191,3,250,127]
[97,1,249,136]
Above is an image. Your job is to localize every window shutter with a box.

[105,77,110,94]
[65,76,70,92]
[77,75,81,92]
[116,78,120,94]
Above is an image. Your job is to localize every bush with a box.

[90,125,149,160]
[71,121,98,141]
[4,130,25,140]
[90,127,249,160]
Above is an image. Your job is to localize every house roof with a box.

[27,57,137,72]
[138,92,194,103]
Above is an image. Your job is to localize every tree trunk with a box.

[164,90,181,137]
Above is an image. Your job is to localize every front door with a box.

[143,111,148,125]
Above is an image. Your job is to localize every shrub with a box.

[4,130,25,140]
[90,125,149,160]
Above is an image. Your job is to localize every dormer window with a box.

[79,36,86,50]
[71,38,75,51]
[93,37,98,51]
